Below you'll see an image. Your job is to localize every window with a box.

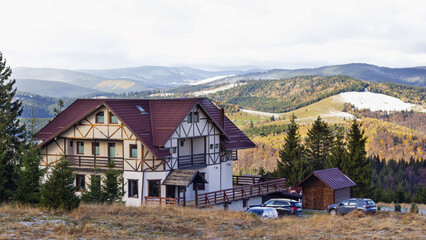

[180,140,185,147]
[193,112,199,122]
[215,144,219,149]
[92,142,99,155]
[170,147,177,154]
[96,112,104,123]
[148,180,160,197]
[348,200,357,206]
[186,112,200,123]
[70,141,73,147]
[210,144,214,150]
[193,173,205,190]
[243,199,248,208]
[186,113,192,123]
[340,200,349,206]
[76,175,85,191]
[77,142,84,154]
[130,144,138,158]
[128,180,138,198]
[109,112,118,124]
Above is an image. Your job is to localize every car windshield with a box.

[365,200,375,205]
[246,209,264,216]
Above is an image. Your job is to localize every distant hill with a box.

[11,66,255,96]
[15,79,101,98]
[218,63,426,87]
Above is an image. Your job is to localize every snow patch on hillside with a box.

[193,82,245,96]
[189,75,234,85]
[339,92,415,112]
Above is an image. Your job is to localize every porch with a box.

[146,175,286,207]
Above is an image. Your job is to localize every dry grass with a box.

[0,204,425,239]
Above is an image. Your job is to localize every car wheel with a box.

[329,209,336,215]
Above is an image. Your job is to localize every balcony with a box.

[178,154,206,169]
[66,155,124,170]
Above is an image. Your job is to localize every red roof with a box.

[296,168,356,190]
[36,98,255,158]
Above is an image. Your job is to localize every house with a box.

[296,168,356,210]
[36,98,280,208]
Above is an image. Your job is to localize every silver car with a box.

[246,207,279,219]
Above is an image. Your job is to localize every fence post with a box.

[79,156,81,167]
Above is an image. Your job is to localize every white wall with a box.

[212,196,263,212]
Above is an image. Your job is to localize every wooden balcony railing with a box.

[233,175,280,186]
[178,153,206,169]
[197,178,286,207]
[145,196,184,205]
[66,155,124,169]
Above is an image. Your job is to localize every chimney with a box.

[219,108,225,129]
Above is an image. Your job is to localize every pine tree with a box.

[0,52,26,202]
[81,174,103,204]
[305,116,333,171]
[53,99,65,117]
[344,119,372,197]
[40,158,80,211]
[325,127,347,169]
[102,161,124,204]
[12,143,45,204]
[276,115,307,186]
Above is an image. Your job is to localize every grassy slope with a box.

[0,204,424,239]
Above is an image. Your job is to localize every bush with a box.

[410,203,419,213]
[394,204,401,212]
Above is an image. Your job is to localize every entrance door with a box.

[166,185,176,198]
[148,180,161,197]
[108,143,116,165]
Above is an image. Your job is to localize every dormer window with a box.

[187,112,199,123]
[96,112,104,123]
[136,105,148,114]
[110,112,118,124]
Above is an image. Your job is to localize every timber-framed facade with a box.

[36,98,255,206]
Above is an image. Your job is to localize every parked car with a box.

[327,198,377,215]
[263,198,303,217]
[245,207,278,219]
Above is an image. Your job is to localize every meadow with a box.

[0,204,424,239]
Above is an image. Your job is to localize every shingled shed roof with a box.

[36,98,255,158]
[162,169,208,187]
[296,168,356,190]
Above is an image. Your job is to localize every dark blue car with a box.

[327,198,376,215]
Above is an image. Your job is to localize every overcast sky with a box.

[2,0,426,70]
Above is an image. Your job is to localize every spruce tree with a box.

[102,161,124,204]
[40,158,80,211]
[81,174,103,204]
[305,116,333,171]
[12,143,45,204]
[0,52,26,202]
[276,115,307,186]
[344,119,372,197]
[325,127,347,169]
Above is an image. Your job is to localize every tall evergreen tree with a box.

[344,119,372,197]
[0,52,26,202]
[276,115,307,186]
[102,161,124,204]
[12,143,45,204]
[40,158,80,211]
[81,174,103,204]
[305,116,333,171]
[53,99,65,117]
[325,127,347,169]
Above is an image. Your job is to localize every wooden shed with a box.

[296,168,356,210]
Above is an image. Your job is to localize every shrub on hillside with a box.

[410,203,419,214]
